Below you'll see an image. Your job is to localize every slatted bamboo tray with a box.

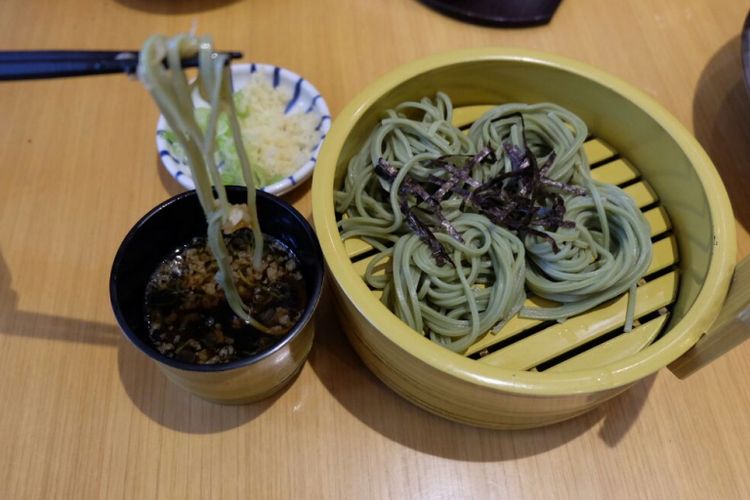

[312,49,736,428]
[343,106,678,373]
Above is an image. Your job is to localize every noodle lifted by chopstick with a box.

[138,34,273,333]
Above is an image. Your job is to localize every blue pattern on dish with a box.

[159,147,181,164]
[306,95,322,113]
[315,115,331,131]
[313,135,326,151]
[285,77,304,114]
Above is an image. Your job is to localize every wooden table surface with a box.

[1,0,750,498]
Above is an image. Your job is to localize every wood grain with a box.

[1,0,749,498]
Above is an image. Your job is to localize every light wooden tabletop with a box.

[1,0,750,498]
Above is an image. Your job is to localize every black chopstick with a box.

[0,50,243,81]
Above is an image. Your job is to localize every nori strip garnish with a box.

[373,115,586,263]
[427,147,494,200]
[400,199,454,266]
[375,158,462,263]
[466,116,585,252]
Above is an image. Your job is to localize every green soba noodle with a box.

[335,93,652,353]
[138,34,271,333]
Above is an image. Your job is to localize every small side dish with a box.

[157,63,330,195]
[111,187,324,403]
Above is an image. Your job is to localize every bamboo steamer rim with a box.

[311,48,736,396]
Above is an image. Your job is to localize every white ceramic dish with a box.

[156,63,330,195]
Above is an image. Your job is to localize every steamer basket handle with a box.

[669,256,750,378]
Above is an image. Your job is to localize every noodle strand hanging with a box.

[138,34,272,333]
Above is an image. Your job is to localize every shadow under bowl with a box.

[110,187,324,404]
